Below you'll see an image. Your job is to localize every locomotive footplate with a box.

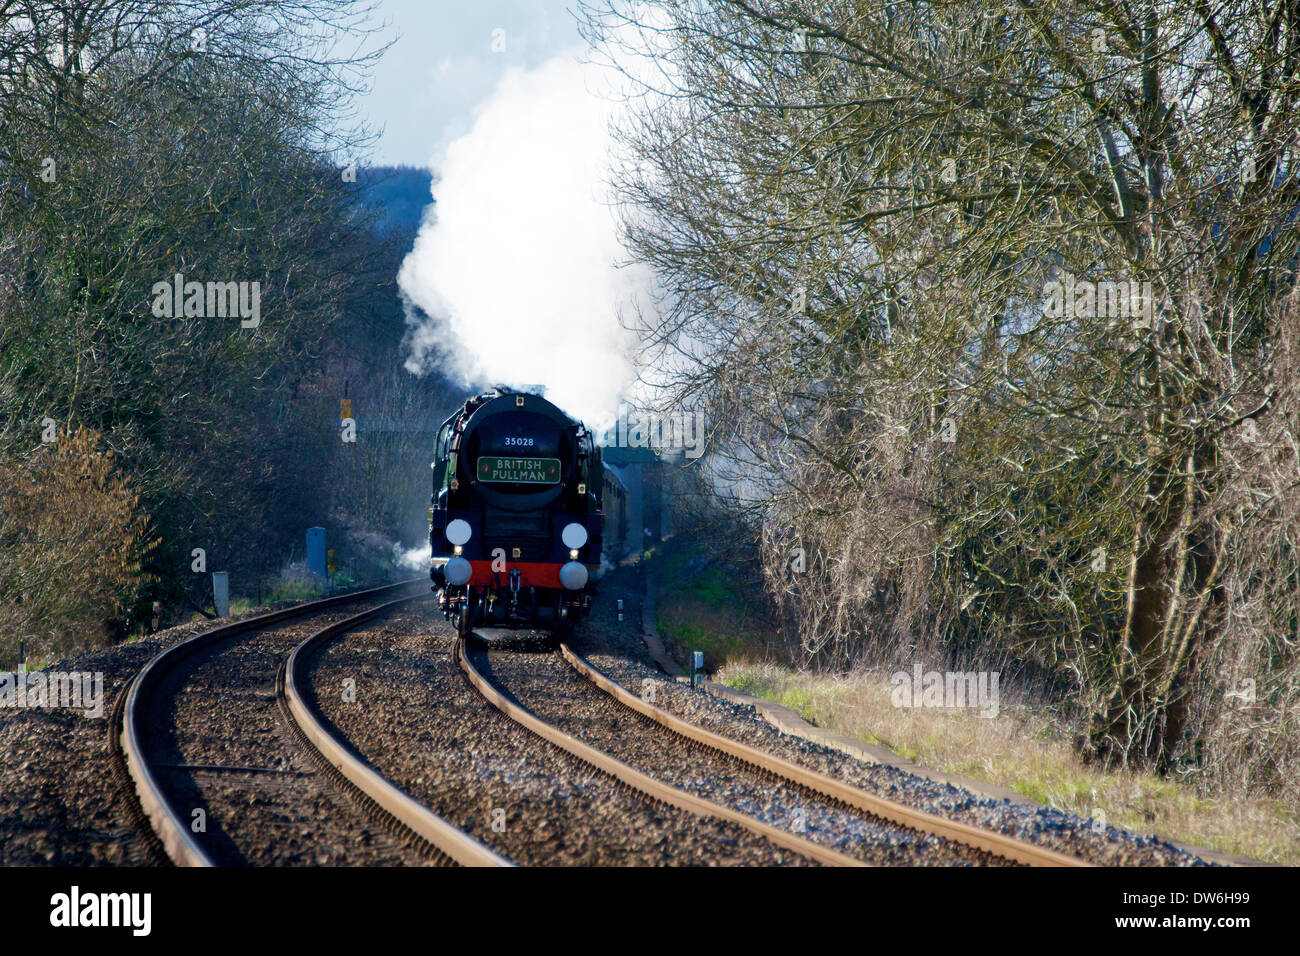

[439,580,587,630]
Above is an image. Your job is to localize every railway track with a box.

[304,607,815,865]
[554,643,1091,867]
[111,581,503,867]
[112,585,1090,867]
[460,634,1091,867]
[457,633,862,866]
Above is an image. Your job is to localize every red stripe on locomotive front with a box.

[462,561,598,589]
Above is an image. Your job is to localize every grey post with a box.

[213,571,230,618]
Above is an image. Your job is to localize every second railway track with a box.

[458,632,863,866]
[461,634,1090,867]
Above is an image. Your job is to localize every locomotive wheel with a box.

[457,594,473,639]
[551,606,574,643]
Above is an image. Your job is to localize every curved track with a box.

[459,633,1091,866]
[281,606,510,867]
[113,585,1092,866]
[113,582,501,866]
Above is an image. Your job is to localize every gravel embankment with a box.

[566,566,1211,867]
[1,615,234,865]
[0,591,420,866]
[305,608,812,866]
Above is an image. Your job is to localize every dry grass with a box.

[717,659,1300,865]
[652,533,1299,865]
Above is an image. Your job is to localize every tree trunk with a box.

[1088,461,1181,765]
[1087,438,1221,768]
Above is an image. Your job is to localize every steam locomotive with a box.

[428,389,628,635]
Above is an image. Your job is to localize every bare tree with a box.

[583,0,1300,786]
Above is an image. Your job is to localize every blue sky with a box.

[361,0,585,166]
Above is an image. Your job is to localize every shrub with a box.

[0,427,156,664]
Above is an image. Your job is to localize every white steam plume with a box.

[398,52,654,428]
[392,541,431,572]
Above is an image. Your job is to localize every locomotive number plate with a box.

[477,456,561,484]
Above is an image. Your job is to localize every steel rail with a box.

[456,636,866,867]
[282,600,513,868]
[116,579,424,867]
[558,643,1092,868]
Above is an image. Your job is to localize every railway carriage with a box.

[429,389,627,635]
